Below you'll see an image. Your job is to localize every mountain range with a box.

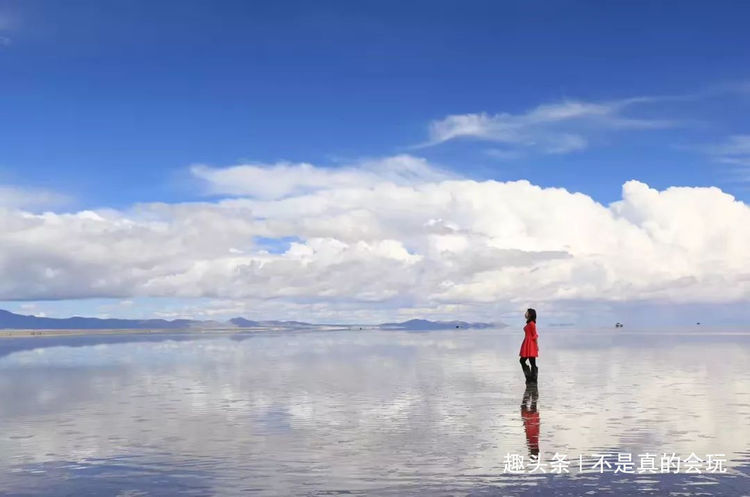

[378,319,498,330]
[0,309,499,331]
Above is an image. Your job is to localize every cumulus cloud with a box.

[0,156,748,323]
[422,97,677,154]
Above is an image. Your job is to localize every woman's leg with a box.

[529,357,536,368]
[529,357,538,382]
[520,357,531,382]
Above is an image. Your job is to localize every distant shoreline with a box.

[0,328,233,339]
[0,326,359,339]
[3,327,745,339]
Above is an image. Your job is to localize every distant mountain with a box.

[0,309,199,330]
[228,317,261,327]
[0,309,499,331]
[378,319,499,330]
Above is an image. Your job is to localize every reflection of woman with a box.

[519,308,539,384]
[521,385,540,457]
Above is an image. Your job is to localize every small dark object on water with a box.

[696,322,701,325]
[615,322,624,328]
[456,325,460,328]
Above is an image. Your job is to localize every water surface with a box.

[1,328,748,496]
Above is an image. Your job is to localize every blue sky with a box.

[1,1,749,324]
[2,0,749,206]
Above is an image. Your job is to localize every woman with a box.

[519,308,539,384]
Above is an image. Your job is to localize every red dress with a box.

[522,407,540,454]
[519,321,539,357]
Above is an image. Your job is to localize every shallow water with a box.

[0,328,748,496]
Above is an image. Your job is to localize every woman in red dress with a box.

[519,308,539,384]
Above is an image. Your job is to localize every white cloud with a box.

[191,154,458,199]
[0,185,70,210]
[709,134,750,160]
[0,157,748,323]
[423,98,677,154]
[701,134,750,182]
[707,134,750,165]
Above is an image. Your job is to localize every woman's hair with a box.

[526,308,537,323]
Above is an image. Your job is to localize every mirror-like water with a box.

[1,328,748,496]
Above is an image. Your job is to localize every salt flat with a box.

[1,327,748,496]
